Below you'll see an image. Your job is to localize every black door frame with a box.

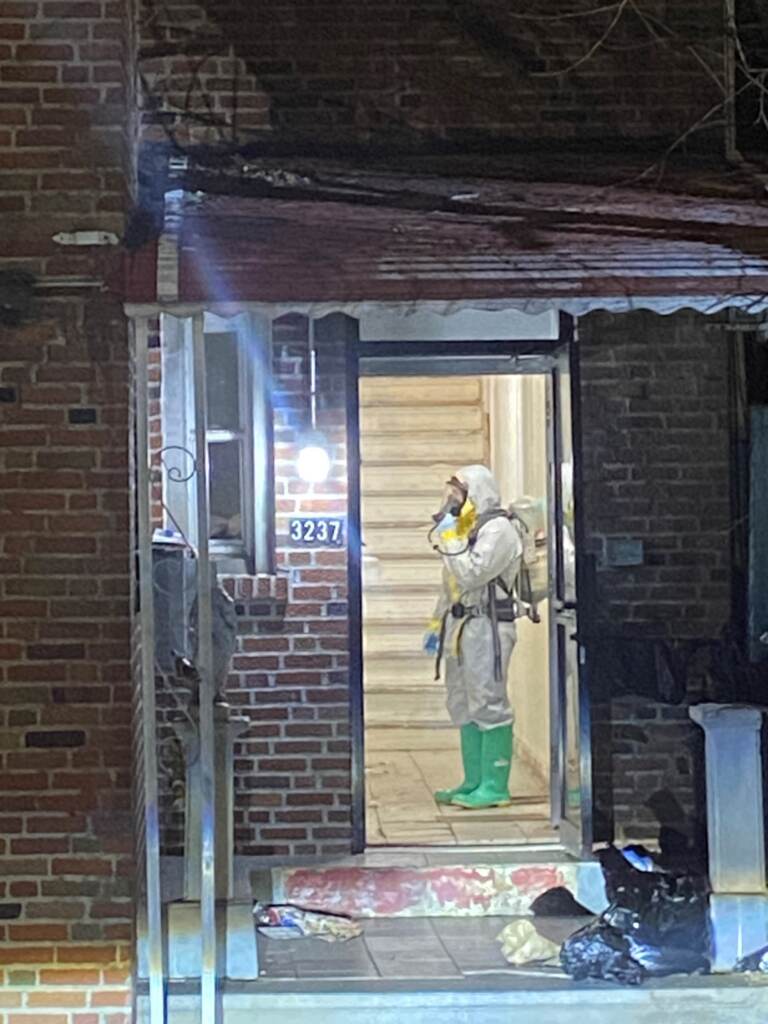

[345,316,586,852]
[549,320,594,857]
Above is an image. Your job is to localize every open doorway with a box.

[359,371,554,846]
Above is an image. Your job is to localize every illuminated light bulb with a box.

[297,442,331,484]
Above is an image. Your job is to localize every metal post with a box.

[135,317,166,1024]
[546,367,563,827]
[308,317,318,429]
[191,313,218,1020]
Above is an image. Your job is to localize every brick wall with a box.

[0,0,131,275]
[154,313,353,858]
[0,300,133,1021]
[579,309,731,844]
[580,309,731,638]
[0,0,134,1016]
[136,0,724,152]
[231,314,351,857]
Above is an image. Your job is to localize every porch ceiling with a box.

[125,171,768,311]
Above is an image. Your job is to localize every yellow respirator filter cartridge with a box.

[456,499,476,539]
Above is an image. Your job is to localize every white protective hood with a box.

[456,464,502,516]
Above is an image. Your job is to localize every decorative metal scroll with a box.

[157,444,198,484]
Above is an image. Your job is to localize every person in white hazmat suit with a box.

[424,465,524,809]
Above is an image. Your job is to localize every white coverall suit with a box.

[433,465,523,730]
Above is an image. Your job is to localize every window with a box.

[160,312,274,574]
[205,330,251,550]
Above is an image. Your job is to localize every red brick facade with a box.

[0,0,134,1014]
[581,309,732,844]
[229,314,352,857]
[581,309,731,639]
[0,302,133,1017]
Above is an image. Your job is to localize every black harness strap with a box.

[434,610,449,682]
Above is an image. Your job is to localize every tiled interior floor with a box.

[257,915,572,981]
[365,727,555,846]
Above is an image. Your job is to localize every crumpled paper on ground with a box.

[254,903,363,943]
[497,918,561,965]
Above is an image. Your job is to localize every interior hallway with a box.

[360,373,552,846]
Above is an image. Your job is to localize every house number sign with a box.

[289,517,345,547]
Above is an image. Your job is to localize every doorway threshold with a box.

[335,841,572,868]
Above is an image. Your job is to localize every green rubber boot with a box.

[434,723,482,805]
[452,724,512,809]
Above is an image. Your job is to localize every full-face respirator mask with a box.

[428,476,476,553]
[431,476,468,526]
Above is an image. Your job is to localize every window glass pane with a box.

[205,332,240,430]
[209,440,243,540]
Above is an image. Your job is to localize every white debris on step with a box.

[497,919,561,966]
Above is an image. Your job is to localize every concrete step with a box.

[361,462,458,495]
[360,376,483,407]
[363,669,443,687]
[364,686,449,727]
[366,725,457,752]
[267,855,606,919]
[362,556,442,588]
[363,588,437,621]
[365,582,439,597]
[362,526,441,559]
[361,432,485,465]
[361,493,440,528]
[364,653,443,688]
[364,621,428,656]
[145,981,768,1024]
[360,404,484,434]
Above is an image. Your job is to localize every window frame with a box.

[205,328,254,560]
[159,311,275,576]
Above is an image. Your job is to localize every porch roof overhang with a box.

[124,172,768,318]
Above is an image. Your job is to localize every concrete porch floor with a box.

[258,914,546,980]
[141,909,768,1024]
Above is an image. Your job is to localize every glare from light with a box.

[297,444,331,484]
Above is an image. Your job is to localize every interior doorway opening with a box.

[360,372,554,846]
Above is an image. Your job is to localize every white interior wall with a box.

[487,375,550,786]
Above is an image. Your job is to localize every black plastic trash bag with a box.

[531,886,593,918]
[561,921,646,985]
[598,846,711,969]
[735,944,768,973]
[626,936,710,977]
[560,845,711,984]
